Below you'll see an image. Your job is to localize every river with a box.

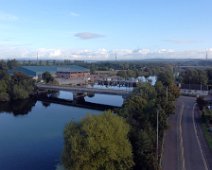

[0,91,123,170]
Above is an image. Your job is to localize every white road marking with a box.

[192,103,209,170]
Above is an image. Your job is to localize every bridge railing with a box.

[36,83,131,96]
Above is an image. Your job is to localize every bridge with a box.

[38,96,120,111]
[36,83,131,96]
[96,80,137,87]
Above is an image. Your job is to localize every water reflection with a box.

[0,91,122,170]
[0,89,123,117]
[0,99,36,116]
[41,101,51,108]
[0,100,101,170]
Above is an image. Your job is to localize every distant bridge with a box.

[36,83,131,96]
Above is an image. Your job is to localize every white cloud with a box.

[158,49,175,53]
[0,44,211,60]
[74,32,104,40]
[135,49,150,55]
[50,49,62,57]
[0,11,19,21]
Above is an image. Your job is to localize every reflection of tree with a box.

[0,98,37,116]
[48,90,59,98]
[41,101,51,108]
[87,92,95,98]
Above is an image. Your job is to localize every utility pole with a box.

[206,50,208,60]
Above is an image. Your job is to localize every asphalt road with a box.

[162,96,212,170]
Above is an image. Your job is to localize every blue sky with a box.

[0,0,212,60]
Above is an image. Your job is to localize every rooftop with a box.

[9,65,89,77]
[57,65,89,73]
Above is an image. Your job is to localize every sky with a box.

[0,0,212,60]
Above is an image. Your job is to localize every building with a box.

[56,65,90,79]
[10,65,90,85]
[10,66,57,80]
[56,65,90,85]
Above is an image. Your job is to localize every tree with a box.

[157,70,174,86]
[0,92,10,101]
[117,70,127,79]
[11,84,29,100]
[180,69,208,85]
[9,72,35,100]
[42,71,54,83]
[7,59,19,69]
[62,111,134,170]
[119,84,159,170]
[0,80,10,101]
[207,69,212,85]
[118,80,179,170]
[0,60,8,70]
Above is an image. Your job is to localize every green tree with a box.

[0,92,10,101]
[11,84,29,100]
[117,70,127,79]
[7,59,19,69]
[207,69,212,85]
[0,80,10,101]
[119,84,159,170]
[42,71,54,83]
[180,69,208,85]
[62,111,134,170]
[0,60,8,70]
[119,81,178,170]
[157,70,174,86]
[9,72,35,100]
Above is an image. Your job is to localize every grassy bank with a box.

[201,123,212,150]
[201,108,212,150]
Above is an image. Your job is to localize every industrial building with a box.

[56,66,90,79]
[10,65,90,84]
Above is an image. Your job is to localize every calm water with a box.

[0,92,123,170]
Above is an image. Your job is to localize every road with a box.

[162,96,212,170]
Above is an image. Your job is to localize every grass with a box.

[201,123,212,150]
[201,108,212,150]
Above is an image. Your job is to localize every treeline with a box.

[0,71,35,102]
[179,68,212,85]
[0,60,35,102]
[0,59,19,70]
[116,65,173,79]
[62,67,180,170]
[118,70,179,170]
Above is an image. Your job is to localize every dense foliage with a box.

[0,60,35,101]
[0,72,35,101]
[178,68,212,86]
[62,111,134,170]
[179,68,208,85]
[118,68,179,170]
[42,71,54,83]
